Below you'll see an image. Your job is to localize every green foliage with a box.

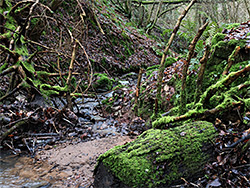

[0,63,8,73]
[162,29,192,53]
[195,40,205,58]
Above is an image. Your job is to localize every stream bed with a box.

[0,73,142,187]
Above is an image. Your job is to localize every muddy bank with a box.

[1,136,134,187]
[35,135,135,187]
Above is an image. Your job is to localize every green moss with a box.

[0,62,8,72]
[97,121,217,187]
[225,23,240,30]
[230,61,250,73]
[21,61,35,73]
[40,84,67,96]
[164,57,177,67]
[211,33,226,46]
[36,71,50,80]
[93,73,114,91]
[228,39,246,48]
[146,65,160,76]
[152,116,175,128]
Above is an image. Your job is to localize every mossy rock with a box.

[94,121,217,188]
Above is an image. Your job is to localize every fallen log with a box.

[94,121,217,188]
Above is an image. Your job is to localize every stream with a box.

[0,73,140,187]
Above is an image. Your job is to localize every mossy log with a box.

[94,121,217,188]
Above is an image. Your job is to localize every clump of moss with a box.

[164,57,177,67]
[96,121,217,188]
[211,33,226,46]
[93,73,114,91]
[225,23,240,30]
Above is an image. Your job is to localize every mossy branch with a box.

[153,100,242,128]
[200,64,250,106]
[0,117,29,144]
[223,46,241,75]
[65,42,77,110]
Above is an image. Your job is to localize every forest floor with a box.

[0,0,250,187]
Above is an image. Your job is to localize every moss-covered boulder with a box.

[94,121,217,188]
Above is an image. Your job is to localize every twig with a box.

[225,133,250,148]
[0,80,25,102]
[76,39,93,94]
[0,117,29,143]
[134,68,144,115]
[65,41,77,110]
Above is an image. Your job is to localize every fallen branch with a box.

[153,101,242,128]
[225,133,250,148]
[200,64,250,106]
[0,80,25,102]
[0,117,29,143]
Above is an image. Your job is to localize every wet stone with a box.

[68,132,77,137]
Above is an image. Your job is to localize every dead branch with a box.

[195,45,211,102]
[156,0,196,113]
[134,68,144,115]
[76,39,93,94]
[0,65,18,76]
[0,117,29,143]
[180,22,208,113]
[225,133,250,148]
[65,42,77,110]
[0,80,25,102]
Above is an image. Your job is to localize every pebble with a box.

[68,132,77,137]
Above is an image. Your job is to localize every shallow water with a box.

[0,151,50,188]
